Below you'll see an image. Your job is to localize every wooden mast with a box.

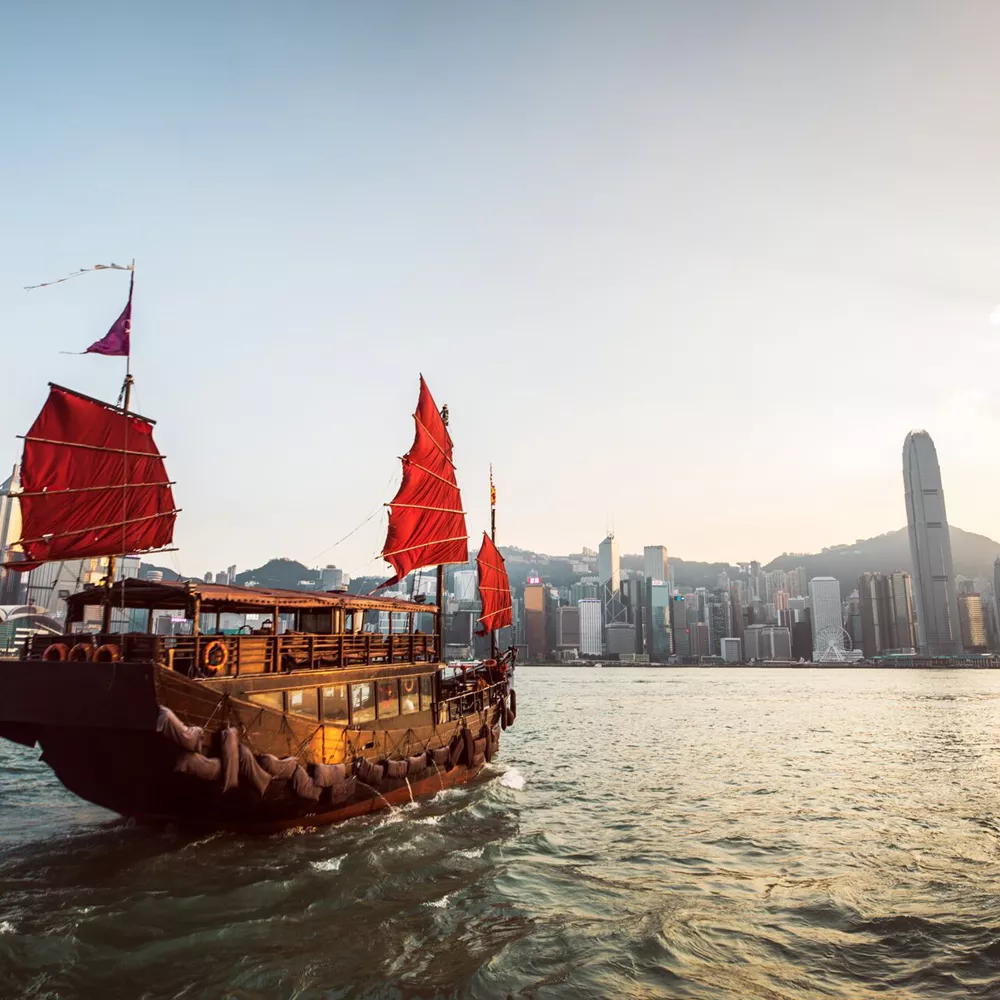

[436,401,449,663]
[101,259,135,635]
[490,466,498,662]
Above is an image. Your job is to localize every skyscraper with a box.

[578,598,602,656]
[524,576,546,660]
[598,533,623,626]
[903,431,960,655]
[958,589,986,652]
[809,577,844,660]
[643,545,667,584]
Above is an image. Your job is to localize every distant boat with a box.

[0,371,517,832]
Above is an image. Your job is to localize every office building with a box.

[689,621,711,659]
[958,588,986,652]
[578,598,602,656]
[524,576,546,660]
[720,637,742,663]
[598,533,623,626]
[647,581,672,661]
[671,595,691,658]
[809,577,844,660]
[452,569,477,604]
[605,622,637,657]
[556,606,580,650]
[903,430,961,655]
[643,545,668,586]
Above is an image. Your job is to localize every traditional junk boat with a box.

[0,279,516,831]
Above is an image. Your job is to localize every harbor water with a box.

[2,667,1000,999]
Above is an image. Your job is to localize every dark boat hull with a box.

[0,658,505,834]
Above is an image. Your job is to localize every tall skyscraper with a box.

[647,581,672,660]
[643,545,668,584]
[598,533,623,626]
[903,431,960,655]
[809,577,844,660]
[958,590,986,652]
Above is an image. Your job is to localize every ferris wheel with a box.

[814,625,853,663]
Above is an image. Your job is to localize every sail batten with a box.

[379,377,468,588]
[476,532,512,635]
[9,385,177,571]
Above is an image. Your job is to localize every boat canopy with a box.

[379,376,468,588]
[9,384,178,570]
[65,579,435,617]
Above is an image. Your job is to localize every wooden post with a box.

[272,603,280,673]
[146,607,154,634]
[436,564,445,663]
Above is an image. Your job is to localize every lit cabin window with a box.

[249,691,284,712]
[288,688,318,718]
[400,676,419,714]
[322,684,349,724]
[351,682,376,724]
[420,674,434,709]
[377,679,400,718]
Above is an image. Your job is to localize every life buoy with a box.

[68,643,94,662]
[201,640,228,675]
[43,643,69,662]
[483,658,497,668]
[93,643,121,663]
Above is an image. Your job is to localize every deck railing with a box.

[26,631,439,675]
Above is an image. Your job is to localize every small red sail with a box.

[476,532,512,635]
[380,377,468,588]
[9,384,178,570]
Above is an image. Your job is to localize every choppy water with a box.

[3,667,1000,999]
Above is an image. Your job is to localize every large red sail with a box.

[380,377,468,588]
[476,531,512,635]
[9,384,178,570]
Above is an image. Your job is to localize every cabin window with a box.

[351,682,376,724]
[321,684,349,724]
[400,676,420,714]
[377,678,400,718]
[249,690,285,712]
[288,687,318,718]
[420,674,434,709]
[298,611,333,634]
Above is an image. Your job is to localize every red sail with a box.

[476,531,512,635]
[380,377,468,587]
[9,384,178,570]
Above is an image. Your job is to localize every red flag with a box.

[85,271,132,357]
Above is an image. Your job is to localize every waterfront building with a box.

[556,605,580,651]
[809,577,844,659]
[620,575,645,653]
[605,622,637,657]
[598,533,624,627]
[958,588,987,652]
[791,615,812,661]
[707,591,732,656]
[762,626,792,661]
[689,621,711,659]
[647,581,672,660]
[903,430,961,655]
[319,565,345,591]
[671,595,691,658]
[578,598,602,656]
[720,637,742,663]
[524,576,546,659]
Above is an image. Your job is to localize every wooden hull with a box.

[0,658,508,834]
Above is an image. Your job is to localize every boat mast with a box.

[102,260,135,634]
[490,467,498,662]
[436,401,449,663]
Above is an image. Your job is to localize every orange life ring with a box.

[201,640,228,675]
[482,658,497,668]
[94,643,121,663]
[68,643,94,662]
[43,642,69,661]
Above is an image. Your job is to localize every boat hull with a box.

[0,658,505,834]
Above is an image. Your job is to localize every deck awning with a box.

[65,579,436,616]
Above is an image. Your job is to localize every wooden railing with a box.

[27,631,439,675]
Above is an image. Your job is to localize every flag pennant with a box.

[490,464,496,507]
[85,271,132,357]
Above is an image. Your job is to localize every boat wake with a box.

[499,768,526,790]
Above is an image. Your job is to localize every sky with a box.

[3,1,1000,579]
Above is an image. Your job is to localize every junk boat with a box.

[0,355,517,831]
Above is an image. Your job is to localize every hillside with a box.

[765,526,1000,586]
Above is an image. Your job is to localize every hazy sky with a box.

[3,2,1000,579]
